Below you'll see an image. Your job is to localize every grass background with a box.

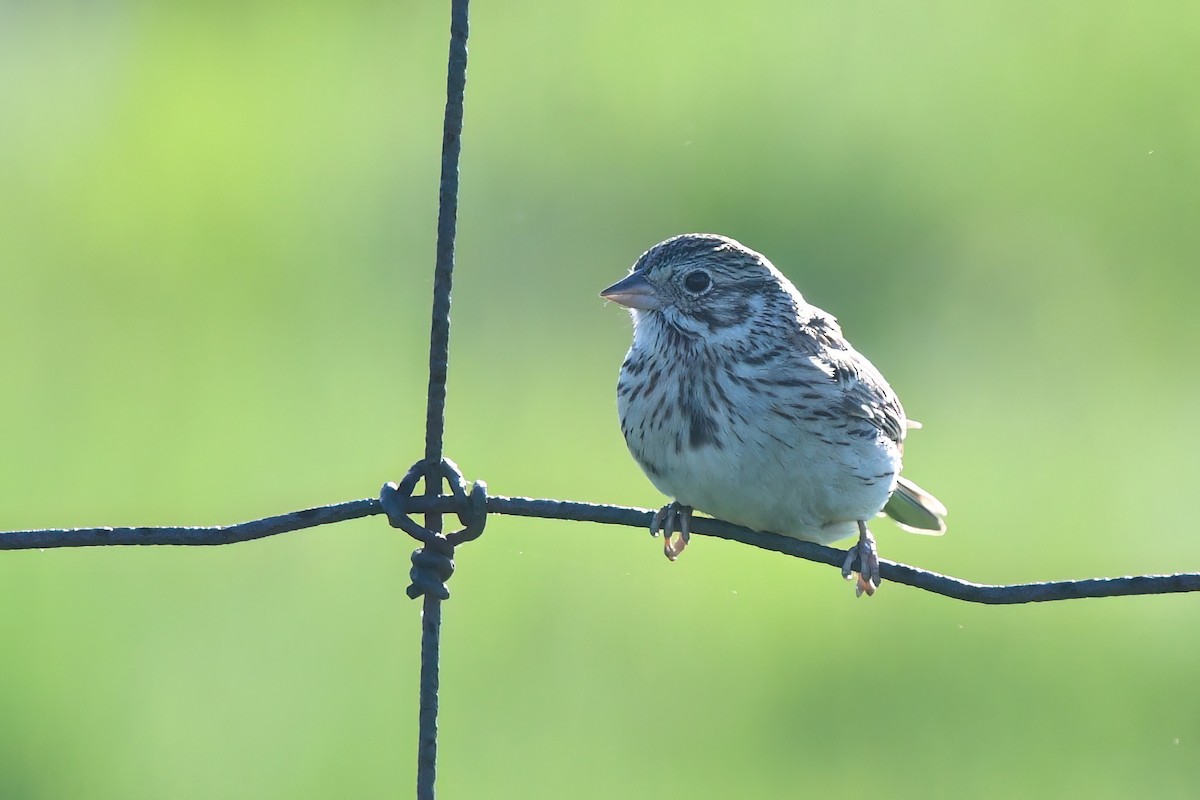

[2,1,1199,797]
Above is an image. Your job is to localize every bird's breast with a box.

[617,343,901,542]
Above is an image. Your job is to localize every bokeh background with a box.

[3,1,1199,797]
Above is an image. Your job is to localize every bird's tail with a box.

[883,476,947,534]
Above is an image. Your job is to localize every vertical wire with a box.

[415,594,442,800]
[424,0,469,470]
[416,1,470,798]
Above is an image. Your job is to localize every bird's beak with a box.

[600,271,661,310]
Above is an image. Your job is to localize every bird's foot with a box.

[841,520,880,597]
[650,502,693,561]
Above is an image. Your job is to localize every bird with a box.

[599,233,946,596]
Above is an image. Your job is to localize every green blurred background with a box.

[2,1,1199,797]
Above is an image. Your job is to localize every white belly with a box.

[619,363,900,545]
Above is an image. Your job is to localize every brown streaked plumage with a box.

[601,233,946,596]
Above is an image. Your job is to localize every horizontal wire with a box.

[3,494,1198,605]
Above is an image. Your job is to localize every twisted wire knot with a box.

[380,457,487,600]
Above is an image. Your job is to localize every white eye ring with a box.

[683,270,712,294]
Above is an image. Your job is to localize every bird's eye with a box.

[683,270,712,294]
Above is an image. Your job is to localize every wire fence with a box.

[7,488,1200,604]
[4,0,1200,798]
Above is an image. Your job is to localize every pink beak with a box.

[600,271,661,311]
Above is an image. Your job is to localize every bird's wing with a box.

[824,346,907,445]
[792,310,907,445]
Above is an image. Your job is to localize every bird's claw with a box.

[650,502,692,561]
[841,521,880,597]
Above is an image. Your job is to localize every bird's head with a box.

[600,233,801,342]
